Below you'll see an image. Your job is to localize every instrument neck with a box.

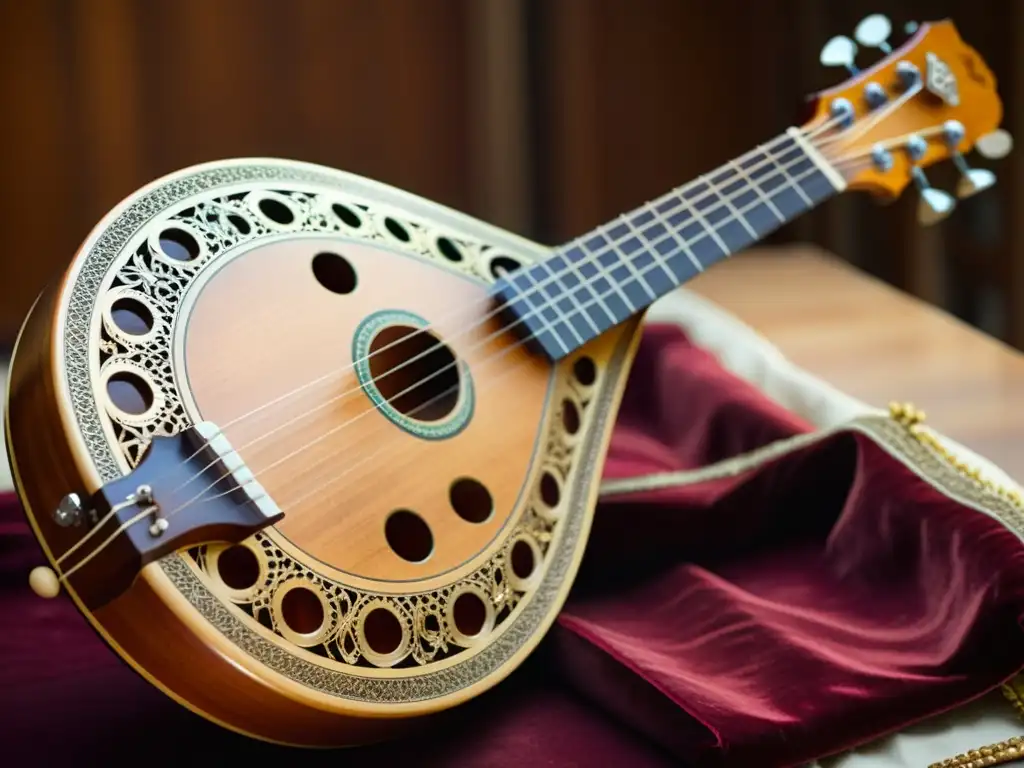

[492,127,845,360]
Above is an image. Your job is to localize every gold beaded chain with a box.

[887,404,1024,768]
[929,736,1023,767]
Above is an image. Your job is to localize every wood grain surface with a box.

[689,246,1024,482]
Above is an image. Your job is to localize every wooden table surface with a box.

[688,246,1024,483]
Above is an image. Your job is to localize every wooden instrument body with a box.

[4,158,643,746]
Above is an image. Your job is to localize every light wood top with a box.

[688,246,1024,482]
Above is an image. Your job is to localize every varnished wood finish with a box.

[5,167,645,745]
[184,238,552,586]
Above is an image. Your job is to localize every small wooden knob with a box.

[29,566,61,599]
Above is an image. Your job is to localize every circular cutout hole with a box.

[217,545,260,590]
[281,586,324,635]
[364,607,403,655]
[368,325,461,422]
[540,471,560,508]
[158,228,200,261]
[258,197,294,225]
[384,217,410,241]
[227,214,251,235]
[312,251,357,295]
[511,540,535,580]
[332,203,362,228]
[489,255,521,279]
[385,509,434,563]
[106,371,153,415]
[449,477,493,524]
[452,592,487,637]
[110,297,153,336]
[561,399,580,435]
[437,237,463,262]
[573,356,596,386]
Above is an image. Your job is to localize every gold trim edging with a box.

[891,403,1024,767]
[597,402,1024,766]
[929,736,1022,767]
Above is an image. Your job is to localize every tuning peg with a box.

[820,36,859,73]
[905,134,955,225]
[904,21,920,36]
[942,120,997,199]
[855,14,893,53]
[975,129,1014,160]
[914,173,957,225]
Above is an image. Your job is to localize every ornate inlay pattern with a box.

[61,161,620,702]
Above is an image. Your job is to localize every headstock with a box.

[808,16,1011,225]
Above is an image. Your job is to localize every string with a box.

[57,147,873,582]
[146,140,852,517]
[189,152,874,518]
[55,118,844,567]
[176,117,846,461]
[59,132,857,577]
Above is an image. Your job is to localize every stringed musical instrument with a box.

[4,17,1012,747]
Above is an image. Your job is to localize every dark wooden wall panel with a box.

[1,0,1021,349]
[0,0,475,343]
[530,0,1022,345]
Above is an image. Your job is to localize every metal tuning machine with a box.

[854,14,893,54]
[941,120,996,199]
[819,35,858,74]
[906,135,956,226]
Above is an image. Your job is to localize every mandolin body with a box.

[4,158,644,746]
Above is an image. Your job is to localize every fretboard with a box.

[490,128,844,360]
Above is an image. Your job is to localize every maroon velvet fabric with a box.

[2,324,1023,766]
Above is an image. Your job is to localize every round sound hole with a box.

[436,236,463,262]
[216,545,260,590]
[111,297,153,336]
[573,356,596,386]
[367,325,460,422]
[511,540,536,580]
[312,251,357,295]
[385,509,433,563]
[258,198,294,225]
[561,398,580,434]
[452,592,487,637]
[106,371,153,415]
[332,203,362,228]
[158,228,199,261]
[364,607,403,655]
[384,217,410,242]
[489,255,521,279]
[280,586,324,635]
[540,471,561,507]
[449,477,493,524]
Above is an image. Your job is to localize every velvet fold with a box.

[2,324,1021,766]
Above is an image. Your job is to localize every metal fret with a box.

[534,260,601,338]
[641,201,703,273]
[571,230,640,316]
[727,156,786,222]
[698,172,759,240]
[488,129,840,360]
